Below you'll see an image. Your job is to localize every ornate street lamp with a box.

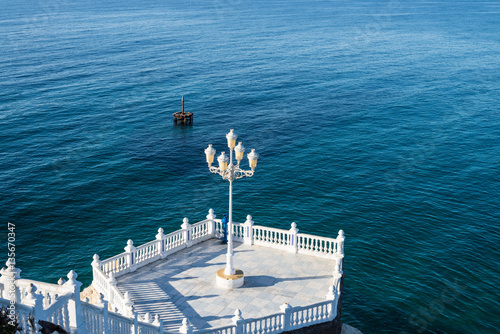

[205,129,259,289]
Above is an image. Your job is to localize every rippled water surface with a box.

[1,0,499,333]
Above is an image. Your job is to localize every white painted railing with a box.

[197,326,234,334]
[0,297,37,333]
[191,220,212,243]
[214,219,224,238]
[288,300,333,330]
[163,230,186,255]
[252,226,288,250]
[101,252,129,276]
[242,313,284,333]
[297,234,339,259]
[134,240,160,267]
[0,267,85,333]
[180,299,336,334]
[0,263,163,334]
[92,259,131,315]
[90,208,345,334]
[81,300,163,334]
[232,223,245,243]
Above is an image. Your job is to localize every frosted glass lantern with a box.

[234,142,245,162]
[204,144,216,166]
[226,129,237,149]
[247,149,259,170]
[218,152,229,171]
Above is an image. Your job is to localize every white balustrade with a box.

[214,219,224,237]
[43,293,72,329]
[164,230,186,254]
[191,300,336,334]
[81,300,163,334]
[191,220,212,244]
[109,311,133,334]
[232,223,245,242]
[252,226,288,250]
[101,253,129,276]
[15,279,68,305]
[243,313,284,333]
[83,208,345,334]
[196,325,235,334]
[134,240,160,267]
[289,300,334,330]
[0,298,36,334]
[296,233,341,259]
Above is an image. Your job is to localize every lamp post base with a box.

[216,268,244,289]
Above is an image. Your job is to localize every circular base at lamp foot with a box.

[216,268,244,289]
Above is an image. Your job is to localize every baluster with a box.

[56,308,62,326]
[89,311,93,332]
[63,303,70,331]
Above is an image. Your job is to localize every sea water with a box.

[1,0,499,333]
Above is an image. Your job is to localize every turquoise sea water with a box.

[1,0,500,333]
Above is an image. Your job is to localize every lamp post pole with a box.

[227,147,235,275]
[205,129,259,287]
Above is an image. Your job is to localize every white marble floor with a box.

[116,239,335,333]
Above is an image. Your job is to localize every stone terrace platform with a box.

[115,239,335,332]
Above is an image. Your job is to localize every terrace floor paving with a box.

[115,239,336,333]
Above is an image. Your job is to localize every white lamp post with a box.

[205,129,259,289]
